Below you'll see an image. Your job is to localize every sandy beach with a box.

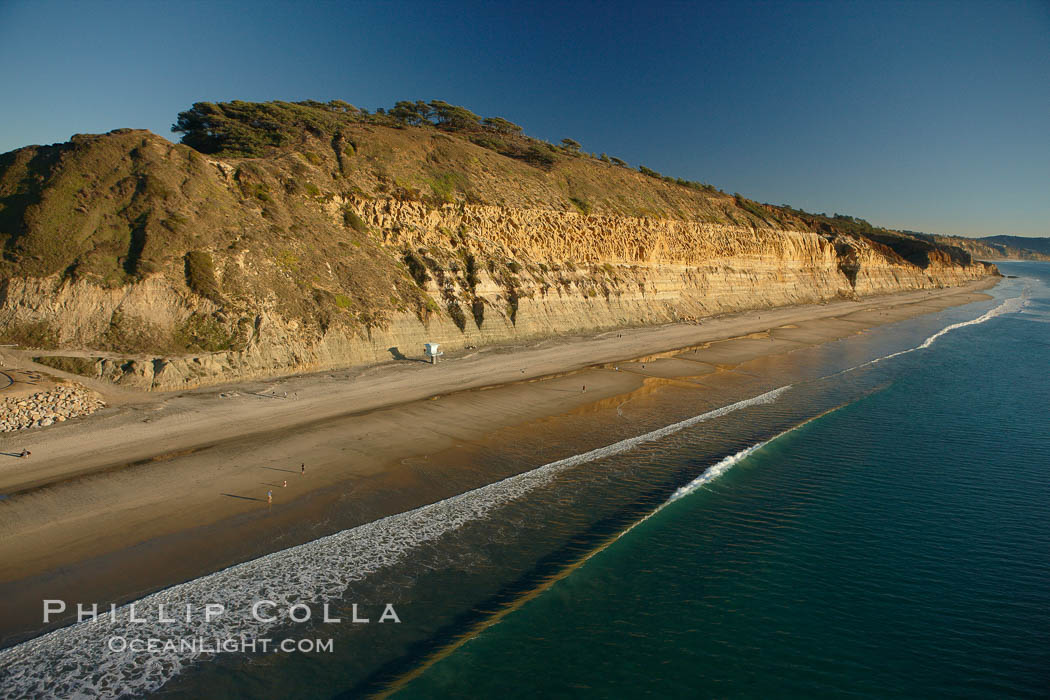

[0,279,996,646]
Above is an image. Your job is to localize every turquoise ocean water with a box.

[1,263,1046,699]
[390,262,1049,699]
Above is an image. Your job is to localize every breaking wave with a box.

[668,440,773,502]
[2,297,1024,698]
[835,296,1026,374]
[0,386,791,699]
[666,404,844,503]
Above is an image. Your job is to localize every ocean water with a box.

[1,263,1046,698]
[390,263,1049,699]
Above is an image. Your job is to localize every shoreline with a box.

[0,278,998,646]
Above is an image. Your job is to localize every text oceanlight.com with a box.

[108,637,336,654]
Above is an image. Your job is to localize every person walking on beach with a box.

[301,463,305,475]
[282,480,288,488]
[267,490,273,504]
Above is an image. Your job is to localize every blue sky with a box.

[1,0,1047,237]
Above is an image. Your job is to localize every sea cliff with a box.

[0,101,996,390]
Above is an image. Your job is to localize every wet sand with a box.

[0,279,996,645]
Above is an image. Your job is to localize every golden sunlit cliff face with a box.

[0,103,996,390]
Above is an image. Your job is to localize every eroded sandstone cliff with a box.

[0,102,996,390]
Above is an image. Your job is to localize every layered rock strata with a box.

[4,200,993,391]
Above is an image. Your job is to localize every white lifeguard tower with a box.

[424,342,444,364]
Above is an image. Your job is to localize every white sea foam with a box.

[664,404,841,504]
[595,402,851,567]
[839,296,1026,373]
[599,441,774,549]
[914,295,1026,350]
[0,386,791,699]
[667,440,772,502]
[583,411,831,579]
[654,296,1028,511]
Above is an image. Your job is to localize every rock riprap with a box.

[0,385,105,432]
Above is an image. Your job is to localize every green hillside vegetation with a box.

[0,99,986,353]
[167,100,975,268]
[0,127,429,351]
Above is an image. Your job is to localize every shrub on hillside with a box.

[184,251,222,302]
[343,208,368,233]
